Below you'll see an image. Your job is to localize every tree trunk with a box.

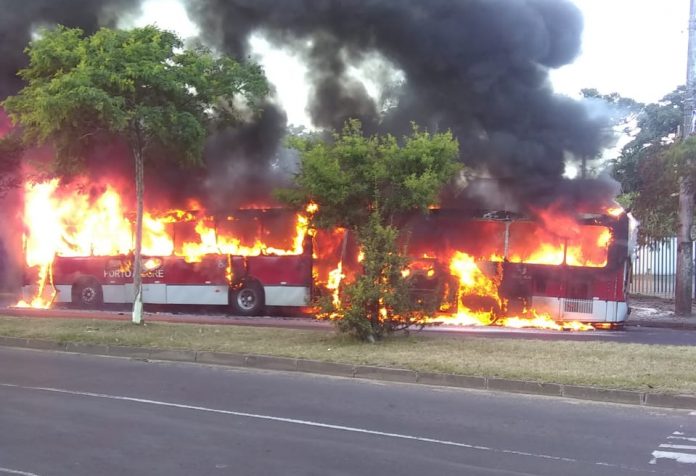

[132,147,145,324]
[676,178,694,316]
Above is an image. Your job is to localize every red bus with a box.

[402,209,635,327]
[23,244,313,316]
[37,246,313,315]
[21,208,314,316]
[22,204,634,326]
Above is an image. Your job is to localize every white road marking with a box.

[650,430,696,465]
[650,451,696,465]
[0,382,648,472]
[658,443,696,451]
[0,467,41,476]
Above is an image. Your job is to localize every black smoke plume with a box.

[1,0,616,215]
[0,0,293,211]
[185,0,614,214]
[0,0,141,99]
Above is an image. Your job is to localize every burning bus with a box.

[400,207,635,329]
[18,179,634,329]
[1,0,634,332]
[19,180,316,315]
[42,243,313,316]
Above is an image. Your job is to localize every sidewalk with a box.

[0,305,331,330]
[626,297,696,330]
[4,293,696,330]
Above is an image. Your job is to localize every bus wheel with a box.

[231,282,265,316]
[73,278,103,309]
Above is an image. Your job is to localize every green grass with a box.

[0,315,694,394]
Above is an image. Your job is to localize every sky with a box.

[132,0,691,127]
[550,0,689,103]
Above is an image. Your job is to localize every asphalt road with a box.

[0,346,695,476]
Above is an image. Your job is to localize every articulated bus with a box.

[22,208,634,325]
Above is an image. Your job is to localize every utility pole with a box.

[676,0,696,316]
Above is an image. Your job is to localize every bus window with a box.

[565,225,611,267]
[508,222,564,265]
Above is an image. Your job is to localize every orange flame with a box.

[19,179,315,307]
[326,261,344,308]
[18,178,611,333]
[606,206,624,217]
[437,251,499,326]
[430,251,593,331]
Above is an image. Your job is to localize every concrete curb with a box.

[561,384,643,406]
[626,319,696,331]
[354,365,418,383]
[488,378,563,397]
[1,337,694,410]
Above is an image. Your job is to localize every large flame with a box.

[19,179,315,308]
[498,220,611,268]
[409,209,611,330]
[19,179,610,332]
[446,251,500,326]
[429,251,594,331]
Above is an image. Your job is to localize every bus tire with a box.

[73,278,103,309]
[230,281,265,316]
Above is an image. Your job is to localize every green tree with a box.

[0,135,22,193]
[606,87,685,240]
[2,25,269,323]
[281,120,460,341]
[615,88,683,194]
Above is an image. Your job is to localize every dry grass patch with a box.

[0,315,694,394]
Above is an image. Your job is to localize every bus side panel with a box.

[245,255,312,307]
[264,286,310,306]
[143,284,167,304]
[166,285,228,305]
[161,256,229,305]
[529,296,561,319]
[54,285,72,303]
[529,296,628,323]
[103,284,127,303]
[161,256,229,286]
[246,255,312,286]
[54,256,111,285]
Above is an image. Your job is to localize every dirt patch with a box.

[630,295,675,319]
